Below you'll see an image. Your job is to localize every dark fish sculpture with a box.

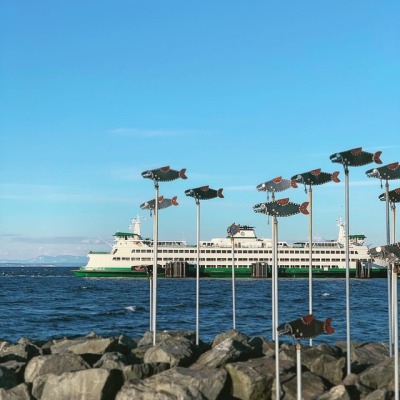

[185,186,224,200]
[379,187,400,203]
[142,166,187,182]
[227,223,240,237]
[140,196,178,211]
[257,176,297,193]
[291,168,340,187]
[253,198,309,217]
[330,147,382,167]
[366,162,400,181]
[278,314,334,339]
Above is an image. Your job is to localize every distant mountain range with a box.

[0,255,88,266]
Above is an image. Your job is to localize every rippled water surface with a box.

[0,266,393,344]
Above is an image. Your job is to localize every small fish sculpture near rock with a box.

[278,314,334,340]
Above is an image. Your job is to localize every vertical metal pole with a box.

[149,277,153,331]
[308,186,313,347]
[231,237,236,329]
[152,182,159,346]
[386,181,393,357]
[393,204,396,243]
[271,193,276,341]
[274,217,280,400]
[296,342,302,400]
[196,199,200,345]
[393,264,399,400]
[344,166,351,375]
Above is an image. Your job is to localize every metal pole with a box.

[386,181,393,357]
[196,199,200,345]
[231,237,236,329]
[393,204,396,243]
[308,186,313,347]
[271,193,276,341]
[274,216,280,400]
[296,342,302,400]
[149,277,153,331]
[393,264,399,400]
[344,166,351,375]
[152,182,159,346]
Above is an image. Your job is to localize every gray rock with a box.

[32,368,123,400]
[225,356,275,400]
[0,341,39,363]
[359,358,395,391]
[191,337,255,370]
[365,389,395,400]
[281,371,327,400]
[351,342,390,371]
[94,352,129,370]
[144,337,199,367]
[0,361,25,385]
[137,330,198,347]
[315,384,351,400]
[0,383,32,400]
[116,366,227,400]
[123,362,170,381]
[50,335,119,356]
[24,352,90,383]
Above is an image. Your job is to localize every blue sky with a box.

[1,1,399,260]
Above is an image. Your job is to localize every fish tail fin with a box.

[324,317,334,334]
[217,188,224,198]
[332,171,340,183]
[179,168,188,179]
[290,180,298,188]
[300,201,309,215]
[373,151,382,165]
[172,196,179,206]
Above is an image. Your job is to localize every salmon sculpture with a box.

[185,186,224,200]
[379,187,400,203]
[257,176,297,193]
[253,198,309,217]
[292,168,340,187]
[278,314,334,340]
[142,166,187,182]
[330,147,382,167]
[140,196,178,211]
[366,162,400,181]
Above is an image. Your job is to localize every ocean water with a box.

[0,266,394,345]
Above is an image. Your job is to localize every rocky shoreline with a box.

[0,329,396,399]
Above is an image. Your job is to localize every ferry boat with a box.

[73,216,387,278]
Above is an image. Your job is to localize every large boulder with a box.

[24,352,90,383]
[0,366,18,390]
[123,362,170,381]
[0,383,32,400]
[281,371,328,400]
[0,340,40,363]
[316,384,352,400]
[358,358,395,391]
[116,366,227,400]
[32,368,123,400]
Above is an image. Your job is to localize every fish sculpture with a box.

[330,147,382,167]
[227,223,240,237]
[291,168,340,187]
[257,176,297,193]
[366,162,400,181]
[278,314,334,339]
[142,166,187,182]
[253,198,309,217]
[140,196,179,211]
[185,186,224,200]
[379,187,400,203]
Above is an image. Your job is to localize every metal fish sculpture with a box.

[185,186,224,200]
[291,168,340,187]
[366,162,400,181]
[142,166,187,182]
[330,147,382,167]
[257,176,297,193]
[253,198,309,217]
[278,314,334,339]
[140,196,178,211]
[227,223,240,237]
[379,188,400,203]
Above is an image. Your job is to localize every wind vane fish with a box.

[227,223,240,237]
[379,187,400,203]
[330,147,382,167]
[257,176,297,193]
[142,166,187,182]
[253,198,309,217]
[291,168,340,187]
[278,314,334,339]
[140,196,178,211]
[366,162,400,181]
[185,186,224,200]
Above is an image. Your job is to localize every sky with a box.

[0,1,399,260]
